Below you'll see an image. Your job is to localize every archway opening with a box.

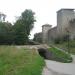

[38,48,47,59]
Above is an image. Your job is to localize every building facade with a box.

[57,9,75,37]
[42,9,75,43]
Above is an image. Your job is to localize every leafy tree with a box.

[33,33,42,43]
[0,22,12,44]
[13,9,36,44]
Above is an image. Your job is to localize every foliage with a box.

[54,35,70,44]
[54,37,62,44]
[48,46,72,63]
[33,33,42,43]
[66,40,75,48]
[54,40,75,54]
[0,9,36,45]
[13,9,36,44]
[0,22,13,44]
[0,46,45,75]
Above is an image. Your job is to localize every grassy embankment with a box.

[0,46,45,75]
[48,46,72,63]
[54,40,75,55]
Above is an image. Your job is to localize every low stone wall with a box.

[16,44,49,50]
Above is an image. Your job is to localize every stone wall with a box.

[57,9,75,37]
[41,9,75,44]
[48,27,57,43]
[42,24,52,43]
[69,19,75,39]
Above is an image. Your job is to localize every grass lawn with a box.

[0,46,45,75]
[48,46,72,63]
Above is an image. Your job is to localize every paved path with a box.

[42,66,53,75]
[71,55,75,63]
[42,55,75,75]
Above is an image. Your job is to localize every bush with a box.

[54,35,70,44]
[54,38,62,44]
[66,40,75,48]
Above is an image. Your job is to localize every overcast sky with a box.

[0,0,75,38]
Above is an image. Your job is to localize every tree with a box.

[0,22,12,44]
[33,33,42,43]
[13,9,36,44]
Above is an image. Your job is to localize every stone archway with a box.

[38,48,53,59]
[38,48,47,59]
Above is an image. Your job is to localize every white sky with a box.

[0,0,75,39]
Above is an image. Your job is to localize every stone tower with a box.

[57,9,75,37]
[42,24,52,43]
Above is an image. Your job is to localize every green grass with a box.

[54,40,75,54]
[0,46,45,75]
[48,46,72,63]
